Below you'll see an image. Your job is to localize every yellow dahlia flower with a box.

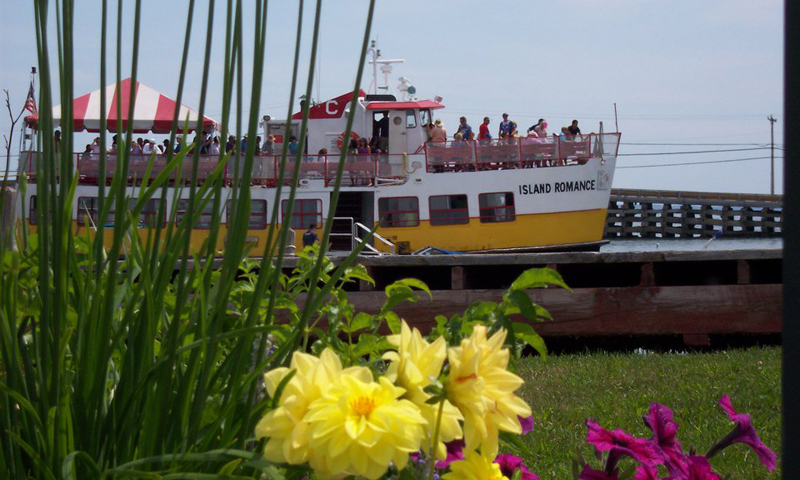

[383,320,464,458]
[443,450,509,480]
[305,373,427,479]
[446,325,532,456]
[255,348,366,464]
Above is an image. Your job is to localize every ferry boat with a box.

[17,58,620,255]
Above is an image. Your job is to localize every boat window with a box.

[378,196,419,228]
[77,197,100,227]
[228,199,268,230]
[176,199,215,229]
[129,198,163,227]
[282,198,322,229]
[478,192,516,223]
[29,195,37,225]
[429,194,469,226]
[406,110,417,128]
[420,109,431,127]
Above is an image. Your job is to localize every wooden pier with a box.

[606,189,783,239]
[286,245,782,347]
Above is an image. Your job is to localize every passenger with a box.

[107,142,118,155]
[81,144,93,161]
[142,139,154,155]
[209,136,221,155]
[263,135,275,155]
[429,119,447,144]
[568,119,582,139]
[225,135,236,153]
[133,137,144,155]
[423,119,435,141]
[357,137,371,155]
[240,134,248,153]
[527,118,545,135]
[347,138,359,155]
[91,137,101,153]
[452,132,467,147]
[534,120,548,138]
[255,136,262,155]
[369,136,382,154]
[498,113,516,139]
[287,136,299,155]
[302,223,318,248]
[560,127,573,141]
[376,112,389,152]
[163,139,172,154]
[455,117,472,141]
[318,148,328,162]
[478,117,492,144]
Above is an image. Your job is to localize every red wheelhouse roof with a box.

[366,100,445,110]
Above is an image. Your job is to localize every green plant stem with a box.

[429,398,446,480]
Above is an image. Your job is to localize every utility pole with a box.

[768,115,777,195]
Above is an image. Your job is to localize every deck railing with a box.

[19,133,621,185]
[424,133,621,173]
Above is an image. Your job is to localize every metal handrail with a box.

[354,221,395,255]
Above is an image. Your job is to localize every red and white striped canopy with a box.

[25,78,218,133]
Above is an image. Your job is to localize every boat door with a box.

[329,191,375,251]
[388,110,408,154]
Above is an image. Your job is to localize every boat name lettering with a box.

[519,180,596,195]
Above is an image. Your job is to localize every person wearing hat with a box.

[428,119,448,143]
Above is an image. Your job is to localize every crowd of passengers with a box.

[70,114,585,162]
[78,132,295,157]
[424,114,584,145]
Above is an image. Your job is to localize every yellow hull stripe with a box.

[373,208,608,252]
[26,208,606,255]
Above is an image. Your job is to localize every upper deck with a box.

[18,133,621,188]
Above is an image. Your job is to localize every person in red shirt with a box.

[478,116,492,144]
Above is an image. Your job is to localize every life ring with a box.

[337,131,359,151]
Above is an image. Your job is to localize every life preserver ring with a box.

[337,131,359,151]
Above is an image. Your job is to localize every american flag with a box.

[24,80,37,115]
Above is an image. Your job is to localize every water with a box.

[600,237,782,253]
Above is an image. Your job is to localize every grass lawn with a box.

[514,346,781,479]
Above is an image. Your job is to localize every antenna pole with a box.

[614,103,619,132]
[369,40,378,95]
[768,115,777,195]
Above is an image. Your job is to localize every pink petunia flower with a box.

[518,415,534,436]
[643,403,689,477]
[668,456,723,480]
[435,438,465,469]
[494,454,541,480]
[586,419,664,472]
[705,396,777,471]
[634,465,662,480]
[579,464,619,480]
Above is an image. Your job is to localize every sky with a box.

[0,0,785,194]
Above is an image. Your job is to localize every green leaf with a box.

[343,264,375,285]
[391,278,432,299]
[512,322,548,359]
[352,334,379,358]
[343,312,374,333]
[506,290,539,321]
[510,267,571,292]
[385,311,402,334]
